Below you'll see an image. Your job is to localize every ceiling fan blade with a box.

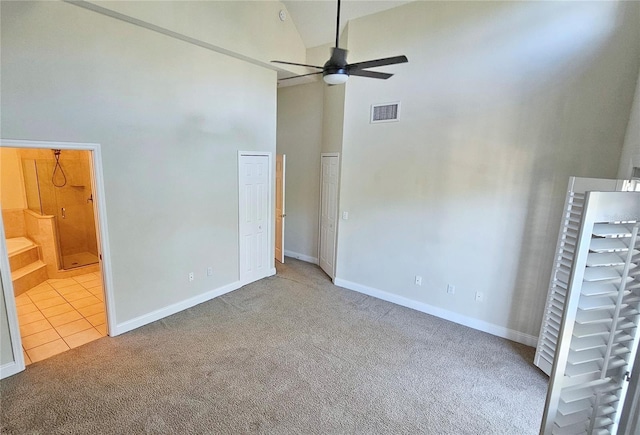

[347,55,408,70]
[271,60,323,70]
[278,71,323,81]
[329,47,348,66]
[348,69,393,80]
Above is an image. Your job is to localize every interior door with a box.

[319,154,339,278]
[275,154,285,264]
[239,154,270,285]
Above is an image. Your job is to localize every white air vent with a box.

[370,102,400,123]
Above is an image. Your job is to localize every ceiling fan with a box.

[272,0,408,85]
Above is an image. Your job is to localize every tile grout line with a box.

[18,273,107,364]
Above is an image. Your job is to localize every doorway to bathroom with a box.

[0,140,113,373]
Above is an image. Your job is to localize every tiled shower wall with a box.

[19,149,98,258]
[1,209,25,238]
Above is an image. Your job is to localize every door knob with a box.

[281,214,286,217]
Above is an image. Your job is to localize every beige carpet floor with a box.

[1,258,548,434]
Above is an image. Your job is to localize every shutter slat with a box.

[581,281,620,297]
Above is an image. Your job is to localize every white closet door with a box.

[239,154,270,285]
[319,155,339,278]
[540,191,640,435]
[535,177,629,375]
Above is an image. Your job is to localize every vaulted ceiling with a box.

[281,0,412,48]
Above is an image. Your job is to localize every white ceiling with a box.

[281,0,412,49]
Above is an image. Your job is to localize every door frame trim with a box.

[237,151,275,286]
[318,152,340,281]
[0,208,23,378]
[275,154,286,264]
[0,139,116,379]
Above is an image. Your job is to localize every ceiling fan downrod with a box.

[335,0,341,49]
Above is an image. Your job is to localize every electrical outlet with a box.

[475,291,484,302]
[415,275,422,286]
[447,284,455,294]
[188,272,194,282]
[207,267,213,276]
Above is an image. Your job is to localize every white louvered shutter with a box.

[540,191,640,435]
[535,177,630,375]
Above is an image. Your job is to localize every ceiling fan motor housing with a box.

[323,63,349,78]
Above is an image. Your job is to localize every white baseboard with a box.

[114,267,278,336]
[333,277,538,347]
[0,361,23,379]
[113,280,242,336]
[284,250,318,265]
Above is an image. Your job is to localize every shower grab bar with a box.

[61,207,66,219]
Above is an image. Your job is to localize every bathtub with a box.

[6,237,36,255]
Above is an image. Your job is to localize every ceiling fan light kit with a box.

[273,0,408,85]
[324,73,349,85]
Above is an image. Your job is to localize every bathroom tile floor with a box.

[15,271,107,364]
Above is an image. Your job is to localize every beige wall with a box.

[618,72,640,179]
[334,1,640,339]
[89,0,306,73]
[277,82,324,260]
[322,85,346,155]
[0,148,27,210]
[1,0,278,335]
